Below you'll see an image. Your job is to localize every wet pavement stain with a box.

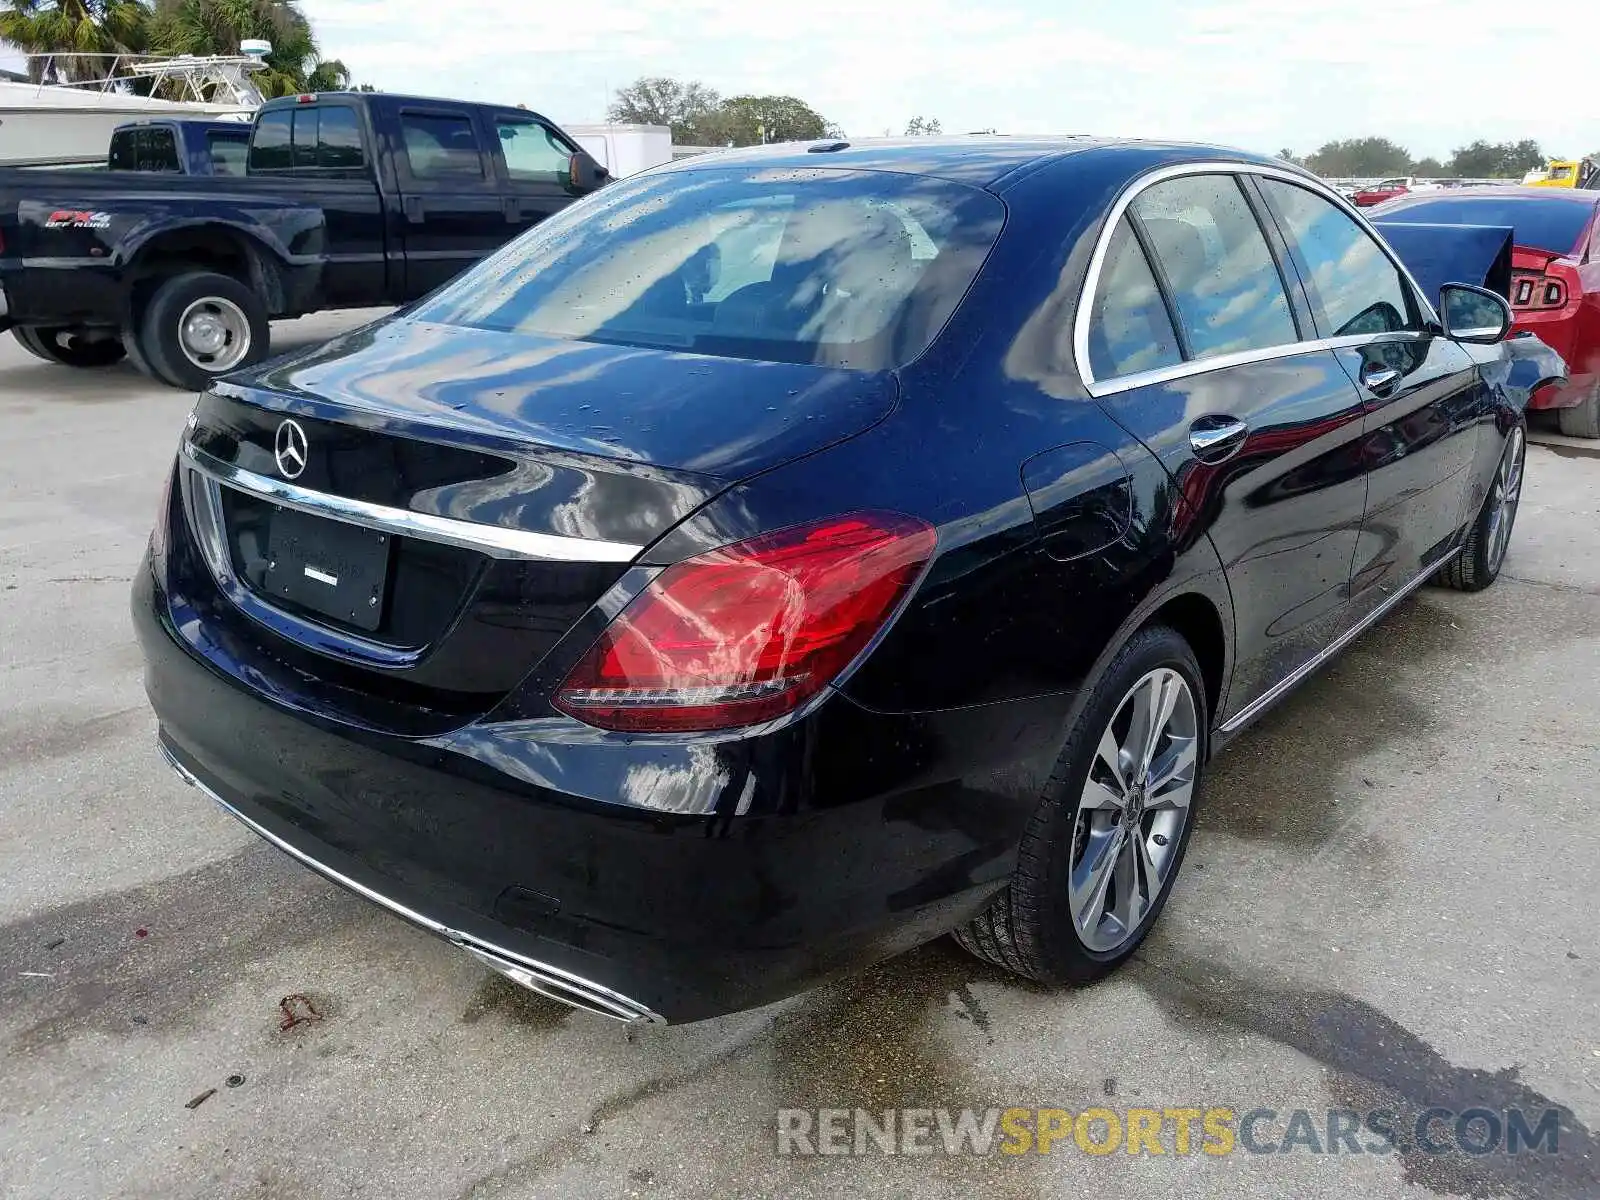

[461,973,572,1031]
[770,939,1037,1111]
[0,843,372,1053]
[1135,950,1599,1199]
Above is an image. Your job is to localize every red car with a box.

[1374,187,1600,437]
[1351,177,1418,206]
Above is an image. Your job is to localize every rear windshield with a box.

[1375,195,1595,254]
[411,166,1005,370]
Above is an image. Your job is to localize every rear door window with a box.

[1131,174,1299,359]
[1086,217,1184,380]
[410,166,1004,370]
[400,112,485,178]
[1260,179,1419,336]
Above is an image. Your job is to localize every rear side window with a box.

[401,112,484,177]
[1131,174,1299,359]
[496,120,572,183]
[411,166,1004,371]
[1261,180,1418,337]
[248,110,292,171]
[1087,218,1183,380]
[208,133,248,176]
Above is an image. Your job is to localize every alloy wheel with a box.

[1485,425,1525,576]
[1069,667,1199,953]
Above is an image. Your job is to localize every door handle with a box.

[1189,415,1249,462]
[502,197,523,222]
[403,195,424,224]
[1361,363,1402,393]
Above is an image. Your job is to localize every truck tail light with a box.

[554,512,936,733]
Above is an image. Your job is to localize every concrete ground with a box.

[1,313,1597,1199]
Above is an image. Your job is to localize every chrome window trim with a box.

[181,439,642,563]
[1073,161,1443,399]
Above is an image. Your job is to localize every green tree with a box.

[147,0,347,97]
[606,76,722,143]
[0,0,149,82]
[1447,138,1543,179]
[711,94,830,146]
[1410,156,1448,177]
[904,115,942,136]
[1304,137,1412,177]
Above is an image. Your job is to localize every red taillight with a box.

[554,512,937,733]
[1511,256,1580,312]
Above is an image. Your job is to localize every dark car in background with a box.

[108,119,251,177]
[136,139,1529,1023]
[1374,186,1600,436]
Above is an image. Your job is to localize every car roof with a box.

[652,137,1285,189]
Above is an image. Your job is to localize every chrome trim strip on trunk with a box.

[1218,548,1461,735]
[158,739,665,1025]
[181,439,643,563]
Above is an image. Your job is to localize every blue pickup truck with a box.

[109,119,252,176]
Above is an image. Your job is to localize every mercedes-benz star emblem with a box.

[274,418,308,480]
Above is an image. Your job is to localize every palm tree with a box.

[146,0,346,97]
[0,0,151,84]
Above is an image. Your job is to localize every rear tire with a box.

[1437,421,1525,592]
[136,271,269,391]
[954,624,1207,984]
[1556,382,1600,439]
[11,326,126,368]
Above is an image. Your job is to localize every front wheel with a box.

[955,625,1206,983]
[11,326,126,368]
[1436,422,1525,592]
[136,271,269,390]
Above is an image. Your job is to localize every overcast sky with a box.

[307,1,1588,159]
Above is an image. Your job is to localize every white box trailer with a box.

[563,123,672,178]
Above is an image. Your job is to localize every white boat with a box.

[0,52,267,167]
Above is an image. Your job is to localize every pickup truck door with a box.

[486,111,580,237]
[391,105,509,299]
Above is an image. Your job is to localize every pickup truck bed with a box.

[0,90,607,389]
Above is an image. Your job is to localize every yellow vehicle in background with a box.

[1522,158,1597,188]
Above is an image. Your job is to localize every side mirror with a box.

[567,150,610,194]
[1439,283,1512,344]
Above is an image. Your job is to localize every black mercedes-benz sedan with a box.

[134,138,1529,1023]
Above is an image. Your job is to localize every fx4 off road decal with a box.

[44,210,112,230]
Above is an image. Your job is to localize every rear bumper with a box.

[133,556,1058,1022]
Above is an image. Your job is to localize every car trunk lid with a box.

[174,321,897,734]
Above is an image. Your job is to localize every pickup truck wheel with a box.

[11,326,126,368]
[138,272,268,390]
